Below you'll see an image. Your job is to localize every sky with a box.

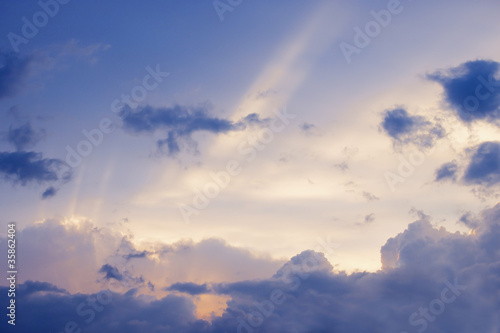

[1,0,500,332]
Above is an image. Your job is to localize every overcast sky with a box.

[1,1,500,332]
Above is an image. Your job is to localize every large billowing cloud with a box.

[380,108,444,148]
[0,217,284,294]
[2,205,500,332]
[428,60,500,123]
[119,105,266,155]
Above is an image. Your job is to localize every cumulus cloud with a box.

[2,205,500,332]
[428,59,500,123]
[380,108,444,148]
[463,141,500,186]
[0,52,33,99]
[119,105,267,155]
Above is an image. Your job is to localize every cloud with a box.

[380,108,444,148]
[364,213,375,223]
[428,60,500,123]
[458,212,481,229]
[435,161,458,182]
[0,52,33,99]
[0,151,71,186]
[119,105,264,155]
[463,141,500,186]
[255,89,277,100]
[0,218,284,294]
[41,186,58,199]
[165,282,210,295]
[362,191,379,201]
[2,205,500,332]
[99,264,124,281]
[6,122,45,150]
[17,280,68,296]
[0,283,205,333]
[334,161,349,172]
[210,207,500,333]
[123,251,148,260]
[0,121,68,198]
[299,122,321,136]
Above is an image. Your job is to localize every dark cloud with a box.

[209,207,500,333]
[241,113,270,126]
[381,108,444,148]
[463,141,500,186]
[165,282,210,295]
[0,151,71,185]
[18,280,68,296]
[119,105,262,155]
[99,264,124,281]
[0,283,206,333]
[119,105,235,134]
[435,161,458,182]
[6,122,45,150]
[428,60,500,123]
[381,108,419,138]
[41,186,58,199]
[0,52,33,99]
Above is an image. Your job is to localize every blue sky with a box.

[1,0,500,332]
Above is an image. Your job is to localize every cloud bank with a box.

[2,204,500,332]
